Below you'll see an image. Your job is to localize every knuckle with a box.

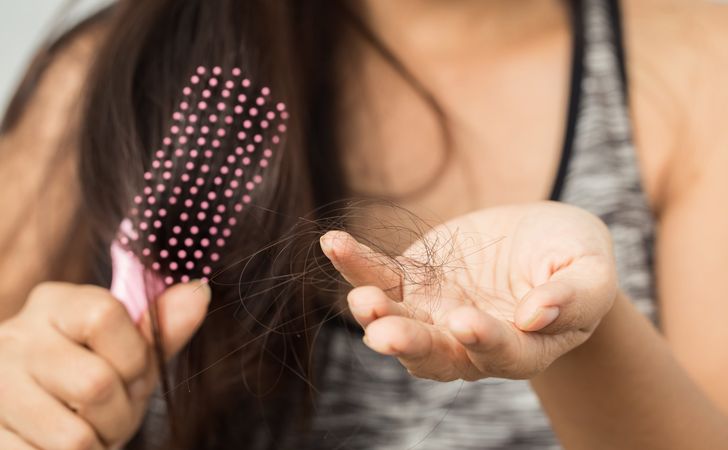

[0,321,29,360]
[75,363,116,404]
[27,282,63,305]
[61,422,97,450]
[126,346,151,379]
[0,320,24,347]
[85,296,125,332]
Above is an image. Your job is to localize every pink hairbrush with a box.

[110,65,288,322]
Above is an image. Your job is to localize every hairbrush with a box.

[110,65,288,322]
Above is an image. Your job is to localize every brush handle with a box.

[110,240,165,323]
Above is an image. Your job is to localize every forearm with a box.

[531,292,728,450]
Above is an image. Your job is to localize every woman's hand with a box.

[321,201,617,382]
[0,281,210,449]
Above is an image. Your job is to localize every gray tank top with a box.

[292,0,657,448]
[134,0,655,447]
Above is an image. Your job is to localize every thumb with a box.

[514,255,616,334]
[138,280,211,359]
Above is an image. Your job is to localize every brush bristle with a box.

[115,65,288,288]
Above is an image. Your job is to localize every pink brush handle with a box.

[110,221,165,323]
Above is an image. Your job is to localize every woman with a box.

[0,0,727,448]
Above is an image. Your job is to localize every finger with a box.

[320,231,404,300]
[28,338,136,445]
[514,281,572,332]
[0,428,39,450]
[446,306,511,351]
[348,286,431,328]
[348,286,407,328]
[0,373,103,450]
[33,284,151,385]
[446,306,523,376]
[364,316,471,381]
[515,255,616,333]
[137,280,211,360]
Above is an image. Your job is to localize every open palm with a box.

[320,201,617,381]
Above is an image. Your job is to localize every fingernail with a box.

[362,334,390,354]
[319,234,333,254]
[519,305,560,331]
[129,378,148,399]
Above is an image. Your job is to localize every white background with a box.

[0,0,108,113]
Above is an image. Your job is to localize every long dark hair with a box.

[1,1,450,448]
[83,1,351,448]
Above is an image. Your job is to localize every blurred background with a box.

[0,0,108,112]
[3,0,728,113]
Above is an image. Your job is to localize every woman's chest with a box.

[337,55,569,244]
[336,58,668,242]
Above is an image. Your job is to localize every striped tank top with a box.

[292,0,657,448]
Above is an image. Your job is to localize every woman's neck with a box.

[360,0,567,58]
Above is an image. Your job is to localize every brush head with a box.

[110,65,288,321]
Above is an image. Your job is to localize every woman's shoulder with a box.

[0,15,109,318]
[1,12,108,140]
[623,0,728,84]
[622,0,728,212]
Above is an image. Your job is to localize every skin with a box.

[0,0,727,448]
[333,0,728,447]
[321,202,618,381]
[0,282,209,449]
